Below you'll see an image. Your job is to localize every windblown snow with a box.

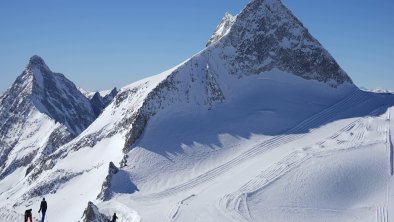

[1,0,394,222]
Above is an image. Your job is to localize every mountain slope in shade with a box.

[1,0,393,222]
[90,87,119,117]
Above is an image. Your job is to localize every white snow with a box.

[99,91,393,222]
[0,1,393,222]
[206,12,236,46]
[1,52,393,222]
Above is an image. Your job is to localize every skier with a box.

[111,213,118,222]
[24,209,33,222]
[38,198,47,222]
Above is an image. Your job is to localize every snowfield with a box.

[4,65,394,222]
[96,80,394,222]
[1,0,394,221]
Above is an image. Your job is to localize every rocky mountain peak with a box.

[1,55,96,136]
[209,0,352,86]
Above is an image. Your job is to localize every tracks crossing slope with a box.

[133,90,379,201]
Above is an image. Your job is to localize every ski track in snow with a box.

[220,141,382,221]
[132,89,380,202]
[218,102,391,221]
[218,151,312,221]
[377,206,389,222]
[166,194,196,222]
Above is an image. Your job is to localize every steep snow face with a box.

[206,12,236,47]
[209,0,352,86]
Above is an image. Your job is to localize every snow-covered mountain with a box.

[0,55,98,181]
[1,0,394,221]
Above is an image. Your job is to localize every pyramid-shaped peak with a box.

[209,0,352,86]
[1,56,97,135]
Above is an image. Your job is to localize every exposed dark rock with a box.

[213,0,352,86]
[80,201,109,222]
[102,87,118,105]
[90,92,105,117]
[97,162,119,201]
[90,87,118,117]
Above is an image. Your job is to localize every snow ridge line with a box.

[131,90,372,201]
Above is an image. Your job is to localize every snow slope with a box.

[98,82,394,222]
[0,67,177,221]
[1,0,393,221]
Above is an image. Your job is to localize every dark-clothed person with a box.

[111,213,118,222]
[24,209,32,222]
[38,198,47,222]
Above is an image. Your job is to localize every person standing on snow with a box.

[111,213,118,222]
[38,198,47,222]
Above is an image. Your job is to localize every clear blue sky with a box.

[0,0,393,93]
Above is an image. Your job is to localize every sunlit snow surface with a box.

[1,65,394,222]
[1,0,394,221]
[1,70,394,222]
[101,76,394,222]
